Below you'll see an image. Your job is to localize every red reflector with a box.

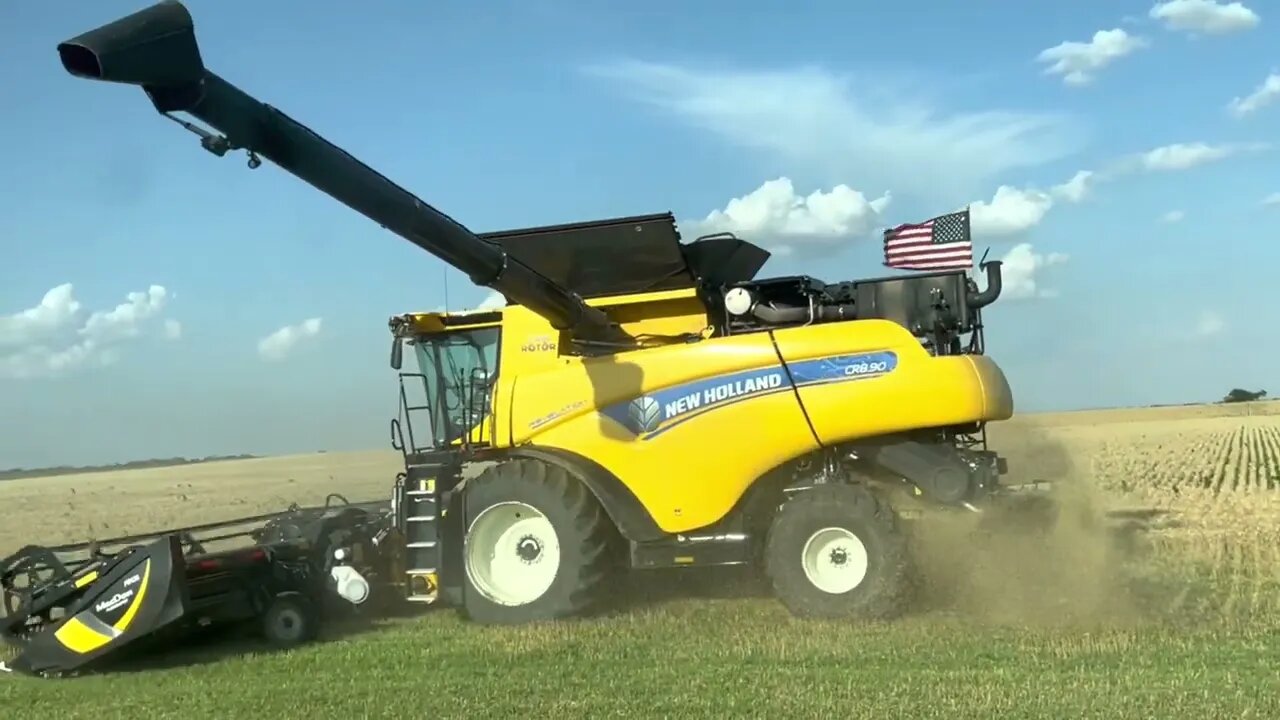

[194,559,221,571]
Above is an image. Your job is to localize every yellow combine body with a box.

[401,290,1012,535]
[60,0,1041,628]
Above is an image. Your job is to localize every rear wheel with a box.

[461,458,619,624]
[261,592,318,647]
[764,483,912,619]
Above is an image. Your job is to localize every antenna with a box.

[442,264,450,313]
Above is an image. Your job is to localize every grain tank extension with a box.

[43,0,1050,635]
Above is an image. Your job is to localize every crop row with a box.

[1091,423,1280,498]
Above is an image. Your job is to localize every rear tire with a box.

[764,483,912,619]
[461,458,619,624]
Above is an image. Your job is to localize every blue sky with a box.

[1,0,1276,468]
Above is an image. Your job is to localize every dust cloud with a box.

[906,423,1149,628]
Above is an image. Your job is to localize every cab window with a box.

[411,326,500,446]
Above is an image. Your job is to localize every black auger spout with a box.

[56,0,624,344]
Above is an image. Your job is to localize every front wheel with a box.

[460,458,619,624]
[764,484,913,619]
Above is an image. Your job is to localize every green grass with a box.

[4,569,1280,720]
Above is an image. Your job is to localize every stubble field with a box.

[3,401,1280,718]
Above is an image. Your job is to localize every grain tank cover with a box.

[478,212,771,298]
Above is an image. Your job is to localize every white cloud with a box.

[970,185,1054,237]
[1262,192,1280,206]
[999,244,1069,300]
[686,169,1087,264]
[0,284,82,350]
[585,60,1076,202]
[1150,0,1260,35]
[163,319,183,340]
[683,177,890,257]
[1139,141,1265,170]
[687,170,1088,258]
[1228,72,1280,117]
[257,318,322,362]
[1170,310,1228,342]
[1161,209,1186,222]
[432,289,508,314]
[1193,310,1226,337]
[476,290,506,310]
[1036,29,1148,86]
[0,283,173,379]
[1051,170,1095,203]
[965,168,1092,238]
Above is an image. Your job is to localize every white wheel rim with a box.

[464,501,561,606]
[271,607,304,640]
[801,527,869,594]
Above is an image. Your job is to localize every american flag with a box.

[882,209,973,271]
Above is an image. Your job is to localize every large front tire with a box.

[461,458,619,624]
[764,483,912,619]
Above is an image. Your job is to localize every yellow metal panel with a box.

[511,332,819,533]
[53,618,111,654]
[54,558,153,654]
[403,312,502,335]
[770,320,1014,446]
[415,292,1012,536]
[589,287,700,307]
[490,293,710,446]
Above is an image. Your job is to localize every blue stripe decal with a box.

[788,351,898,388]
[599,350,898,440]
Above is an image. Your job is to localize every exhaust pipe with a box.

[966,260,1002,309]
[56,1,624,344]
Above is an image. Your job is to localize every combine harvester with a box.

[4,0,1134,677]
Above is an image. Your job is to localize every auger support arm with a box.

[55,0,624,345]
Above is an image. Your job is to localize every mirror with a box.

[390,336,403,370]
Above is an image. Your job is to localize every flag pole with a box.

[964,204,984,274]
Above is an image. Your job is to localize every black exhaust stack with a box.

[56,1,624,344]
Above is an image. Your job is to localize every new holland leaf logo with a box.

[627,396,662,434]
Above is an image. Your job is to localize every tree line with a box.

[0,454,259,481]
[1221,388,1268,403]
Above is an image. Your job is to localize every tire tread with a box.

[764,483,913,620]
[462,457,618,623]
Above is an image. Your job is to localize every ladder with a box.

[399,473,442,603]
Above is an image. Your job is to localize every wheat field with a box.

[2,401,1278,561]
[4,401,1280,717]
[3,399,1278,623]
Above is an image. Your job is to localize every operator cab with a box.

[389,309,501,455]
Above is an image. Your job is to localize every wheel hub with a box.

[516,535,542,563]
[271,607,304,640]
[801,527,869,595]
[465,501,562,606]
